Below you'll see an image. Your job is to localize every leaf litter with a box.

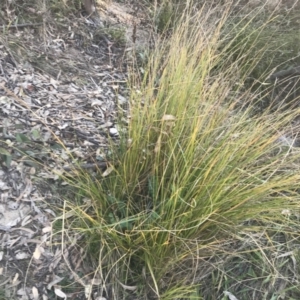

[0,0,153,298]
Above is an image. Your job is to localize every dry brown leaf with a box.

[33,245,42,260]
[116,278,137,291]
[12,273,19,284]
[91,99,103,106]
[16,252,30,260]
[32,286,39,300]
[102,166,114,177]
[42,226,52,233]
[54,287,67,299]
[47,276,64,290]
[21,215,32,227]
[161,114,176,121]
[223,291,239,300]
[85,284,92,298]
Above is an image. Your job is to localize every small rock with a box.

[109,128,119,136]
[117,94,127,105]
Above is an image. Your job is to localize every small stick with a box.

[269,66,300,81]
[0,23,43,30]
[63,161,110,172]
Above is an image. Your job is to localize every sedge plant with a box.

[58,2,300,299]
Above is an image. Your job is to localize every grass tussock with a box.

[58,2,300,299]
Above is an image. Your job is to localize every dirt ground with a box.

[0,1,144,298]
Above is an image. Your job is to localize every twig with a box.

[63,161,110,172]
[0,23,43,30]
[269,65,300,81]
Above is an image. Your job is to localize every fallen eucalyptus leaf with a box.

[0,147,11,156]
[16,133,31,143]
[54,288,67,299]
